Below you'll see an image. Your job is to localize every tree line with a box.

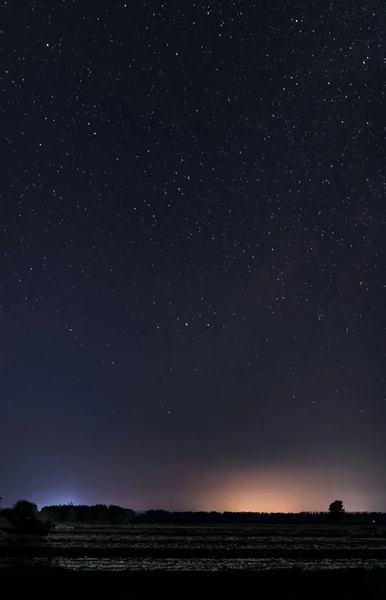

[40,503,134,525]
[3,498,386,525]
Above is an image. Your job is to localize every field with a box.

[2,523,386,598]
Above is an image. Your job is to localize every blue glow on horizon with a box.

[34,492,85,509]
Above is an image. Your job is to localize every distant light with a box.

[36,492,84,508]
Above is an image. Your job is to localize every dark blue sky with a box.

[1,0,385,511]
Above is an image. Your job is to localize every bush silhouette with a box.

[12,500,38,516]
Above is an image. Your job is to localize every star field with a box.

[1,0,386,510]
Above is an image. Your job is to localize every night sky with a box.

[1,1,386,512]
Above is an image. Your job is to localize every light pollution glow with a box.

[31,465,383,513]
[191,466,380,513]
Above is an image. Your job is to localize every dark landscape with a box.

[2,505,386,598]
[2,525,386,598]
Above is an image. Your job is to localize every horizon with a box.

[4,500,386,515]
[3,462,386,513]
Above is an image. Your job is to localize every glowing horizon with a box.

[15,464,384,513]
[189,466,382,513]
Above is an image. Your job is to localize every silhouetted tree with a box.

[328,499,345,521]
[13,500,38,516]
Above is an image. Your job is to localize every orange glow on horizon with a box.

[192,466,377,513]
